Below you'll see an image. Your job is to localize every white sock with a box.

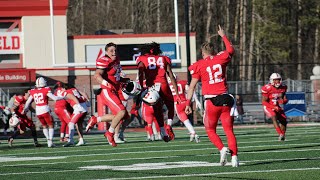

[167,119,173,126]
[68,122,75,142]
[152,122,158,134]
[43,128,49,140]
[114,133,119,139]
[108,127,115,133]
[78,137,83,143]
[49,128,54,141]
[183,120,195,134]
[60,133,65,138]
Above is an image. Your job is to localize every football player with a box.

[185,25,239,167]
[168,74,200,143]
[261,73,288,141]
[86,42,131,147]
[60,84,88,147]
[141,89,170,142]
[53,82,72,142]
[136,42,181,141]
[23,77,65,147]
[8,89,40,147]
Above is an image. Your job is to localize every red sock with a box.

[275,127,282,135]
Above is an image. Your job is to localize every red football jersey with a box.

[96,56,122,90]
[136,55,171,87]
[54,87,68,108]
[14,95,26,113]
[64,88,86,107]
[261,84,287,106]
[188,37,234,95]
[29,87,51,106]
[169,80,188,102]
[189,36,233,95]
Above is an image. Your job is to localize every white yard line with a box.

[101,167,320,180]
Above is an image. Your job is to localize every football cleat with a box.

[118,131,126,142]
[220,147,229,166]
[86,116,98,133]
[231,155,239,167]
[63,141,75,147]
[34,141,41,147]
[279,134,286,141]
[8,138,13,147]
[104,131,117,147]
[114,136,125,144]
[47,140,56,148]
[165,125,175,140]
[194,134,200,143]
[76,139,86,146]
[162,135,170,142]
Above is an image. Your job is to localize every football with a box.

[9,116,20,127]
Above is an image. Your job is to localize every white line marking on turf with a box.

[2,156,181,167]
[80,161,244,171]
[0,156,66,162]
[99,167,320,180]
[1,166,319,177]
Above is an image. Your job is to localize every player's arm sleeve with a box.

[23,96,34,112]
[222,36,234,56]
[137,62,146,88]
[188,63,200,79]
[48,92,65,101]
[66,93,80,104]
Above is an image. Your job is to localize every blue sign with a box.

[160,43,176,60]
[284,92,306,117]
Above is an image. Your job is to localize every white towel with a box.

[229,94,239,117]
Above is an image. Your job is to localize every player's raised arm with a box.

[218,25,234,55]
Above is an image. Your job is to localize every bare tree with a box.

[205,0,213,42]
[314,4,319,65]
[297,0,302,80]
[248,0,255,87]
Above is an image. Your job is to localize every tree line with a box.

[67,0,320,81]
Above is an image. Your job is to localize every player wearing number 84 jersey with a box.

[136,42,181,141]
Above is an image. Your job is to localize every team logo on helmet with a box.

[142,89,160,105]
[9,116,20,127]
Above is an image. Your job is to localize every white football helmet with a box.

[142,89,160,105]
[122,80,142,96]
[35,77,47,88]
[9,115,20,127]
[167,73,177,83]
[269,73,282,88]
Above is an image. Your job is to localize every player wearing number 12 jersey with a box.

[185,25,239,167]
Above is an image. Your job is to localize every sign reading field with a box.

[284,92,306,116]
[0,32,23,54]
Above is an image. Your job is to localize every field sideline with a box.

[1,123,320,179]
